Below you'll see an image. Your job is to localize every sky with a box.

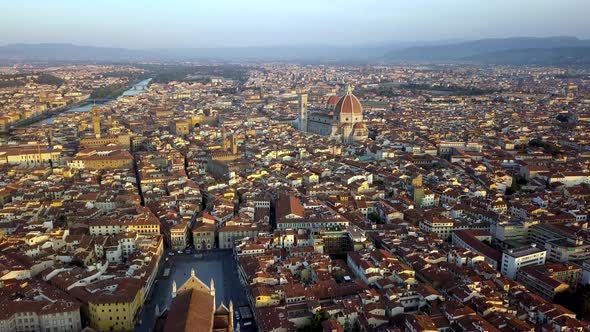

[1,0,589,48]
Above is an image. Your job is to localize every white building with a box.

[501,244,546,279]
[549,172,590,187]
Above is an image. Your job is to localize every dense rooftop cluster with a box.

[0,63,589,331]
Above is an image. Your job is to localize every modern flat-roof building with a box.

[501,244,546,279]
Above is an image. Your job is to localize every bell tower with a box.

[92,106,101,138]
[298,93,308,132]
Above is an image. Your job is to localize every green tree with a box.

[368,212,384,224]
[35,73,65,86]
[555,285,590,320]
[299,310,331,332]
[301,269,312,285]
[333,270,346,283]
[70,259,84,267]
[528,138,561,155]
[343,320,351,332]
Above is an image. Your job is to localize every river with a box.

[41,78,152,125]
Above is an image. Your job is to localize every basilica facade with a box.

[155,270,234,332]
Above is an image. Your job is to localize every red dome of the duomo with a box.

[333,86,363,115]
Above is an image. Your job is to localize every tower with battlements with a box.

[92,106,101,138]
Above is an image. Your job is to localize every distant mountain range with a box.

[461,47,590,65]
[383,36,590,65]
[1,37,590,65]
[0,43,147,62]
[0,41,452,63]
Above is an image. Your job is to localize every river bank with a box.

[21,78,152,127]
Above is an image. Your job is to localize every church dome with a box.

[326,95,340,107]
[334,85,363,115]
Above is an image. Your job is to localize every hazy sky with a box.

[1,0,589,48]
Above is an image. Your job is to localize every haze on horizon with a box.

[1,0,589,49]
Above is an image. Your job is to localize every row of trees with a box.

[304,310,330,331]
[35,73,65,85]
[400,83,497,96]
[139,64,251,84]
[298,310,361,332]
[0,73,64,88]
[528,138,562,155]
[90,82,128,99]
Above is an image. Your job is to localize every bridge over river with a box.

[6,78,151,130]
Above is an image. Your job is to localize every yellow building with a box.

[170,222,189,250]
[0,117,7,133]
[247,169,269,180]
[251,286,281,307]
[69,147,133,170]
[80,134,132,148]
[173,120,190,135]
[88,279,144,332]
[126,214,161,235]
